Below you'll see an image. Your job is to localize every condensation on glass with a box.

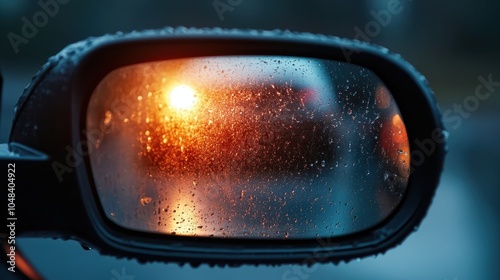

[86,56,410,239]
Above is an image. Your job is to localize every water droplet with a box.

[103,110,112,126]
[356,258,361,262]
[80,243,92,250]
[321,160,326,167]
[397,149,403,154]
[140,197,152,206]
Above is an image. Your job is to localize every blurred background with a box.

[0,0,499,279]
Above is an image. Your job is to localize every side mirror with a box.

[0,28,446,266]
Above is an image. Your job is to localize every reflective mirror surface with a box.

[87,56,409,239]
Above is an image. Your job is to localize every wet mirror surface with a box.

[87,56,409,239]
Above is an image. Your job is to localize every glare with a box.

[168,85,197,110]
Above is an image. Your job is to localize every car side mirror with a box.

[0,27,446,266]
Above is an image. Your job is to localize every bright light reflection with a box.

[168,85,197,110]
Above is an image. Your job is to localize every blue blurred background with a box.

[1,0,499,279]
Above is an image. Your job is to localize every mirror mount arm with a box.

[0,143,91,240]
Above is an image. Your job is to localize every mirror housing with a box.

[0,27,446,266]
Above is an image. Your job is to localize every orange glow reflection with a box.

[380,114,410,177]
[168,84,197,111]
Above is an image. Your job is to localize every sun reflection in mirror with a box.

[167,84,198,111]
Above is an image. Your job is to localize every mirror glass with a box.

[87,56,410,239]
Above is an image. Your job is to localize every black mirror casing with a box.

[0,28,446,266]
